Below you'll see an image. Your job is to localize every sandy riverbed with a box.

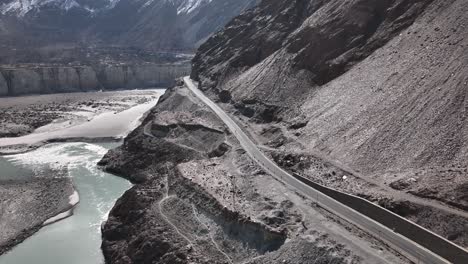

[0,89,164,154]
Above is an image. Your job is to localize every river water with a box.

[0,142,131,264]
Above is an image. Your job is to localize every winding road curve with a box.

[181,76,468,264]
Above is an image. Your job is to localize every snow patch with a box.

[0,0,119,16]
[1,0,80,16]
[163,0,212,15]
[62,0,80,10]
[105,0,120,9]
[177,0,212,14]
[1,0,210,17]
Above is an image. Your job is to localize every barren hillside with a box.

[192,0,468,247]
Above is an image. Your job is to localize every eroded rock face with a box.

[99,66,130,90]
[0,73,7,96]
[97,64,191,90]
[3,69,42,95]
[41,67,81,93]
[77,66,100,91]
[0,63,191,96]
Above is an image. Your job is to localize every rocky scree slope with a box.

[192,0,468,247]
[192,0,435,106]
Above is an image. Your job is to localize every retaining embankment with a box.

[291,173,468,263]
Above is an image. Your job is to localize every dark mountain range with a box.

[0,0,258,52]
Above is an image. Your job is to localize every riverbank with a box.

[0,142,131,264]
[0,89,163,257]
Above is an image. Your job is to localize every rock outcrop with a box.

[98,86,285,263]
[0,63,191,96]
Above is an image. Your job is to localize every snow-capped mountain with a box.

[0,0,258,54]
[0,0,119,16]
[1,0,77,16]
[0,0,245,17]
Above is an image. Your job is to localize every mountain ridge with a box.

[0,0,258,54]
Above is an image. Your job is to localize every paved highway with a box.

[182,76,455,264]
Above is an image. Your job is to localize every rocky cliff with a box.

[0,63,190,96]
[192,0,468,247]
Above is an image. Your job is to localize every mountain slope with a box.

[192,0,468,247]
[192,0,434,103]
[91,0,258,51]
